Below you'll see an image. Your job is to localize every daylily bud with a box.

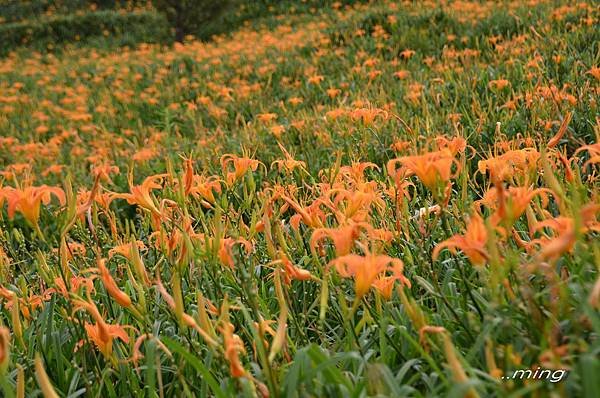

[11,293,24,348]
[197,293,217,341]
[98,258,131,308]
[59,237,70,277]
[17,363,25,398]
[0,326,10,375]
[441,333,479,398]
[398,287,426,332]
[268,270,288,363]
[129,236,151,287]
[35,353,60,398]
[172,274,184,325]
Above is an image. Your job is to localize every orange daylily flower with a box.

[270,124,286,137]
[275,193,327,230]
[188,175,222,205]
[109,240,147,261]
[109,239,151,287]
[76,188,114,213]
[575,142,600,169]
[0,246,8,269]
[531,217,576,261]
[2,290,53,320]
[54,241,86,260]
[97,258,131,308]
[552,149,575,182]
[370,258,409,300]
[531,203,600,261]
[256,113,277,123]
[329,248,409,299]
[477,185,553,228]
[91,163,119,183]
[310,223,364,256]
[387,149,459,194]
[275,251,314,285]
[435,136,467,156]
[393,70,410,79]
[178,158,222,204]
[150,216,204,261]
[477,148,539,183]
[111,174,167,216]
[220,154,261,186]
[433,212,488,266]
[218,237,253,268]
[83,321,130,358]
[405,83,424,104]
[325,108,346,121]
[253,317,276,359]
[384,164,415,203]
[400,49,415,59]
[349,107,388,125]
[0,185,65,227]
[220,301,247,378]
[271,144,306,173]
[182,157,195,196]
[72,298,129,358]
[328,187,384,223]
[0,286,45,319]
[0,326,9,373]
[288,97,303,106]
[132,147,158,163]
[339,162,379,183]
[585,66,600,80]
[130,334,172,367]
[307,74,324,85]
[327,88,341,98]
[183,170,221,205]
[547,112,572,148]
[488,79,510,90]
[223,320,247,377]
[41,164,64,177]
[51,276,95,298]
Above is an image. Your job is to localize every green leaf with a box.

[161,337,227,398]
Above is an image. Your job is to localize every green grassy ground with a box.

[0,0,599,397]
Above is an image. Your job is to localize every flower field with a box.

[0,0,599,396]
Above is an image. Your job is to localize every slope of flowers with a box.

[0,0,599,397]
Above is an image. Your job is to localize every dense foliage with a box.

[152,0,232,42]
[0,0,366,55]
[0,0,150,23]
[0,0,599,397]
[0,10,169,56]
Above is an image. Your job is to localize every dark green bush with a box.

[0,0,151,23]
[0,10,170,55]
[0,0,369,55]
[152,0,233,42]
